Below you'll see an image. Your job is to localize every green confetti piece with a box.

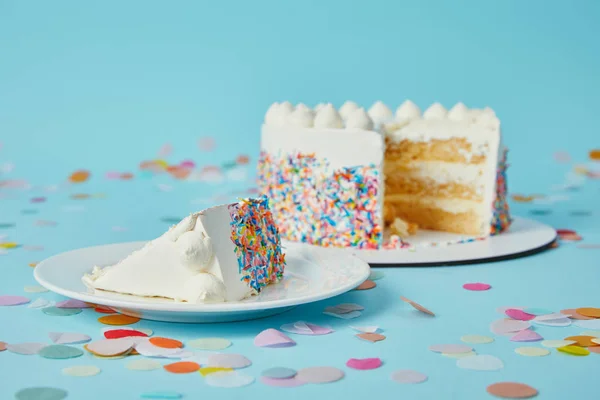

[39,345,83,359]
[140,392,183,399]
[15,387,68,400]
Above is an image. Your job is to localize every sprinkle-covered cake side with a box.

[227,196,285,293]
[490,148,511,235]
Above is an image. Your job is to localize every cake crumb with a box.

[390,217,418,238]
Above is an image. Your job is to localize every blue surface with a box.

[1,1,599,399]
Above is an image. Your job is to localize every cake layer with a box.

[385,138,488,164]
[385,175,481,201]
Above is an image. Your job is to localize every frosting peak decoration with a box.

[288,105,315,128]
[345,108,374,130]
[447,102,469,121]
[314,103,344,129]
[264,101,294,127]
[340,101,360,120]
[395,100,421,121]
[423,102,448,120]
[368,101,393,123]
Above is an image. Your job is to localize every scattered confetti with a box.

[576,307,600,318]
[207,353,251,369]
[23,285,48,293]
[505,309,536,321]
[15,387,68,400]
[541,340,576,348]
[98,314,140,325]
[140,391,182,399]
[49,332,91,345]
[355,280,376,290]
[511,330,543,342]
[57,299,91,309]
[62,365,101,377]
[149,337,183,349]
[346,358,382,370]
[0,341,6,351]
[564,335,598,347]
[280,321,334,335]
[523,308,553,316]
[261,376,306,387]
[43,307,82,316]
[442,351,477,358]
[429,344,473,354]
[7,342,47,355]
[126,359,162,371]
[356,333,386,343]
[573,319,600,330]
[487,382,538,399]
[350,326,380,334]
[135,340,188,358]
[456,355,504,371]
[514,347,550,357]
[205,371,255,388]
[254,328,296,348]
[198,367,234,376]
[85,338,135,357]
[164,361,201,374]
[104,329,149,339]
[69,170,91,183]
[461,335,494,344]
[400,296,435,316]
[38,345,83,359]
[188,337,232,350]
[561,309,594,320]
[323,309,362,319]
[262,367,297,379]
[0,295,30,306]
[490,319,530,335]
[557,345,590,356]
[296,366,345,383]
[390,370,428,384]
[463,282,491,291]
[533,314,572,327]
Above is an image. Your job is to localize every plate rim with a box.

[34,241,370,313]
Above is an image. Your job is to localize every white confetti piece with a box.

[429,344,473,354]
[442,351,477,359]
[533,315,572,327]
[490,319,530,334]
[62,365,101,377]
[207,353,252,369]
[49,332,91,345]
[23,285,48,293]
[187,337,231,351]
[296,366,344,384]
[135,340,188,358]
[574,319,600,330]
[456,355,504,371]
[7,342,47,355]
[390,370,428,384]
[541,339,577,348]
[180,351,218,365]
[205,371,255,388]
[323,310,362,319]
[126,358,162,371]
[349,326,380,334]
[86,338,135,357]
[460,335,494,344]
[580,330,600,338]
[27,298,54,309]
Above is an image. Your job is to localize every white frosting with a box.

[345,108,374,130]
[295,103,311,113]
[395,100,421,121]
[264,103,280,126]
[315,103,326,112]
[313,104,344,129]
[176,230,214,271]
[264,101,294,127]
[279,101,293,114]
[423,102,448,120]
[447,102,469,121]
[339,101,360,120]
[288,106,314,128]
[368,101,393,123]
[385,160,485,188]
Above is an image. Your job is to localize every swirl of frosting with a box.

[181,273,226,303]
[339,101,360,120]
[395,100,421,121]
[368,101,393,123]
[264,102,280,126]
[423,102,448,120]
[447,102,469,121]
[176,230,214,271]
[288,105,314,128]
[264,101,293,127]
[314,103,344,128]
[475,107,499,129]
[314,103,326,112]
[345,108,374,130]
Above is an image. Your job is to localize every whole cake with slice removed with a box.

[82,197,285,303]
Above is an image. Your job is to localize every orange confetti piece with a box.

[198,367,233,377]
[69,170,91,183]
[511,194,535,203]
[355,280,376,290]
[71,193,91,200]
[589,346,600,354]
[164,361,200,374]
[356,333,386,343]
[0,341,6,351]
[564,336,599,347]
[98,314,140,326]
[149,337,183,349]
[590,149,600,161]
[487,382,538,399]
[236,155,250,165]
[28,262,38,268]
[401,296,435,316]
[576,307,600,318]
[120,172,134,180]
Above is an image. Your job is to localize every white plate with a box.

[284,217,557,265]
[34,242,370,323]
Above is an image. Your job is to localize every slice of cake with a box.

[82,197,285,303]
[258,100,510,249]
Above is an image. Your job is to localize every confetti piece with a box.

[126,359,162,371]
[15,387,68,400]
[574,319,600,329]
[198,367,233,376]
[369,270,385,281]
[561,309,594,320]
[261,376,306,387]
[541,340,576,348]
[49,332,91,345]
[0,341,6,351]
[355,280,376,290]
[280,321,334,335]
[533,314,572,327]
[589,346,600,354]
[505,309,536,321]
[69,170,91,183]
[511,330,543,342]
[487,382,538,399]
[456,355,504,371]
[262,367,297,379]
[529,209,551,216]
[104,329,149,339]
[254,328,296,348]
[149,337,183,349]
[390,370,428,384]
[140,391,182,399]
[564,335,598,347]
[576,307,600,318]
[98,314,140,325]
[515,347,549,357]
[57,299,91,309]
[207,353,251,369]
[442,351,477,358]
[557,345,590,356]
[0,295,30,306]
[43,307,82,316]
[205,371,255,388]
[85,338,135,357]
[164,361,200,374]
[350,326,380,334]
[463,283,491,291]
[7,342,47,355]
[39,345,83,359]
[580,330,600,337]
[0,242,19,249]
[135,340,188,358]
[400,296,435,316]
[346,358,382,370]
[590,149,600,161]
[28,262,39,268]
[523,308,553,316]
[23,285,48,293]
[593,338,600,345]
[461,335,494,344]
[296,366,345,383]
[62,365,100,377]
[356,333,386,343]
[188,337,231,350]
[30,197,46,203]
[103,327,153,337]
[429,344,473,354]
[330,303,365,312]
[94,306,115,313]
[323,309,362,319]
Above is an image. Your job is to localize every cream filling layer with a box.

[385,194,485,215]
[385,160,486,187]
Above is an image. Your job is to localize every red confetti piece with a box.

[463,283,491,291]
[104,329,148,339]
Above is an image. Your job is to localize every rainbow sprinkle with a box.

[490,148,511,235]
[228,196,285,292]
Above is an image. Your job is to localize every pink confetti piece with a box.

[463,282,491,291]
[180,160,196,169]
[86,338,135,357]
[56,299,90,309]
[261,376,306,388]
[510,330,543,342]
[254,329,296,348]
[429,344,473,354]
[505,309,536,321]
[30,197,46,203]
[158,143,173,157]
[346,358,382,370]
[0,295,30,306]
[105,171,121,180]
[280,321,334,335]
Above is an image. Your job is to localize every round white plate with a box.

[283,217,557,265]
[34,242,370,323]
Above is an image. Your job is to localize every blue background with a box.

[1,1,599,399]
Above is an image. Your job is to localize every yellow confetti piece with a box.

[154,159,169,169]
[574,165,589,175]
[62,365,101,377]
[460,335,494,344]
[515,347,550,357]
[557,345,590,356]
[28,262,38,268]
[69,170,91,183]
[198,367,233,377]
[0,242,18,249]
[126,359,161,371]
